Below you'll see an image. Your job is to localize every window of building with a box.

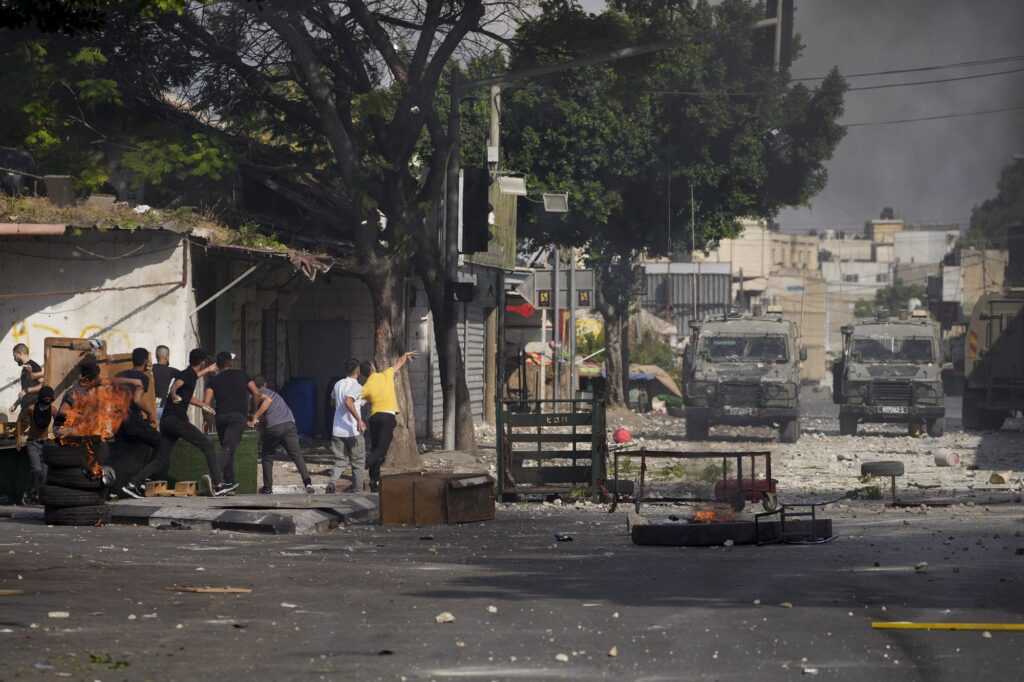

[876,273,890,283]
[843,274,859,283]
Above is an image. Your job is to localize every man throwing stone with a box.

[250,376,313,494]
[359,352,415,492]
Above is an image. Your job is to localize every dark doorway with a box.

[296,320,351,437]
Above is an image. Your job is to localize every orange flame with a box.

[693,510,717,523]
[61,382,132,441]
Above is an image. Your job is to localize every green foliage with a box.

[233,223,288,252]
[631,334,678,376]
[854,281,927,318]
[965,159,1024,248]
[576,329,605,359]
[121,134,233,187]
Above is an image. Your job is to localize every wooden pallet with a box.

[144,480,198,497]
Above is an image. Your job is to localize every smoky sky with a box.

[580,0,1024,233]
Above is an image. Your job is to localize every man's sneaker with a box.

[304,483,316,494]
[258,486,272,495]
[213,482,239,497]
[121,482,143,499]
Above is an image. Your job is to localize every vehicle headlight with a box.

[763,383,795,401]
[913,383,941,403]
[846,382,867,403]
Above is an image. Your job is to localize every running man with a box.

[204,352,261,487]
[122,349,236,498]
[9,343,43,414]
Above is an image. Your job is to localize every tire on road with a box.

[860,461,905,478]
[41,444,88,469]
[46,467,106,491]
[779,418,800,443]
[43,505,111,526]
[39,484,107,508]
[926,417,944,438]
[686,416,709,441]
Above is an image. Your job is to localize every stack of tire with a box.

[40,442,110,526]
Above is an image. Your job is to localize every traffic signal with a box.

[461,167,492,253]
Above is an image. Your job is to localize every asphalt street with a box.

[3,500,1024,681]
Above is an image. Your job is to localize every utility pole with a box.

[443,69,462,450]
[568,246,577,398]
[552,247,561,402]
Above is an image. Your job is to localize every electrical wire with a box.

[844,104,1024,127]
[847,66,1024,92]
[793,54,1024,81]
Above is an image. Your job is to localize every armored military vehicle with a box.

[682,313,804,443]
[962,223,1024,431]
[832,310,945,437]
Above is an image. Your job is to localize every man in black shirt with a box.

[152,345,177,420]
[121,349,237,498]
[116,348,161,467]
[9,343,43,414]
[204,352,261,487]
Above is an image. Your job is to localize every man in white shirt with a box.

[327,359,367,493]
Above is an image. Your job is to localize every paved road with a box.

[2,503,1023,681]
[799,385,962,423]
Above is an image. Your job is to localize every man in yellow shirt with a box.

[359,351,415,491]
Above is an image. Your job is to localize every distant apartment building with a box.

[865,218,905,243]
[893,228,958,264]
[699,218,818,307]
[762,269,828,383]
[818,234,873,262]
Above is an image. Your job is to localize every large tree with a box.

[3,1,527,455]
[501,0,847,404]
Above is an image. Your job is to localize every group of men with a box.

[11,342,412,502]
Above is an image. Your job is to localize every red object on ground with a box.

[714,477,778,503]
[506,302,536,318]
[613,426,632,444]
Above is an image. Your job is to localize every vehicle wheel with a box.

[42,444,88,469]
[983,412,1007,432]
[39,484,107,508]
[762,492,780,513]
[839,414,858,436]
[926,418,945,438]
[779,418,800,443]
[731,490,746,513]
[961,390,984,431]
[861,461,905,477]
[45,468,106,491]
[908,422,924,437]
[43,505,110,526]
[686,416,709,441]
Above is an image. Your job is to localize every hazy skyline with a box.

[580,0,1024,233]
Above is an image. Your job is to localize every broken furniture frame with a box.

[496,395,608,501]
[609,448,776,514]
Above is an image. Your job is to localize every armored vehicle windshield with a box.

[701,334,789,363]
[849,335,934,364]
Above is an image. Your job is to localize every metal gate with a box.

[496,395,608,500]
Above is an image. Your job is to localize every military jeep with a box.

[832,311,945,437]
[682,314,804,443]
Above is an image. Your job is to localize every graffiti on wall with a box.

[7,320,133,353]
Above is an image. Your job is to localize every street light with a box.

[543,192,570,213]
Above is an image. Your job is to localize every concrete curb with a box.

[108,493,378,535]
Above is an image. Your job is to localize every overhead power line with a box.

[844,104,1024,128]
[847,66,1024,92]
[794,54,1024,81]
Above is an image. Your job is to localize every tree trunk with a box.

[423,277,477,451]
[602,307,627,407]
[365,259,419,471]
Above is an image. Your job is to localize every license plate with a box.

[725,407,755,416]
[879,406,907,415]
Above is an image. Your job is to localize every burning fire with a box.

[61,383,132,440]
[59,382,132,478]
[693,510,718,523]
